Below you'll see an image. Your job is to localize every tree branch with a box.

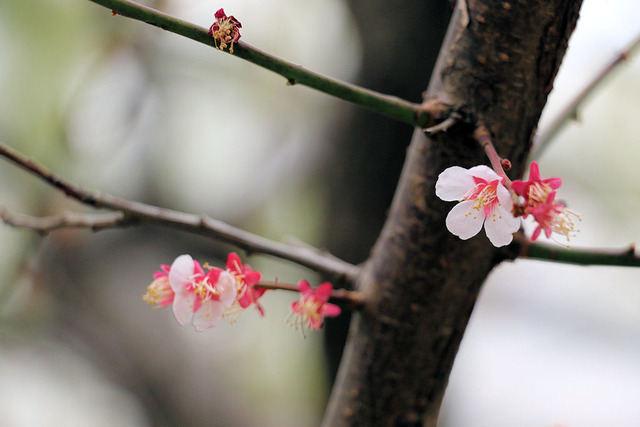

[532,31,640,159]
[257,281,363,309]
[511,234,640,267]
[85,0,447,128]
[0,208,129,233]
[0,141,359,283]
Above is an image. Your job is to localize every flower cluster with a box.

[435,165,520,247]
[208,8,242,54]
[143,253,262,331]
[435,162,580,246]
[511,162,580,242]
[144,253,341,332]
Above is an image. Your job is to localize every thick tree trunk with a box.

[322,1,583,426]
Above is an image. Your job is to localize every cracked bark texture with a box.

[322,1,583,426]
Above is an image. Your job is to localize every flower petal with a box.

[320,303,341,318]
[298,280,312,296]
[435,166,476,201]
[467,165,500,182]
[445,200,484,240]
[216,271,238,307]
[172,291,196,326]
[314,282,334,302]
[226,252,241,273]
[192,301,224,331]
[484,204,520,247]
[168,255,195,293]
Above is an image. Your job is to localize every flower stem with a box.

[86,0,444,127]
[257,281,363,308]
[0,141,360,282]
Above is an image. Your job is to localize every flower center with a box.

[528,182,554,205]
[466,178,500,217]
[551,207,581,241]
[190,275,220,303]
[300,299,322,323]
[143,277,173,307]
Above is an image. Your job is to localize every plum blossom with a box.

[169,254,237,331]
[289,280,341,332]
[143,264,175,308]
[435,165,520,247]
[512,162,580,242]
[511,161,562,206]
[225,252,266,317]
[208,8,242,53]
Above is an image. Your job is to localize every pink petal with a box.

[321,303,341,317]
[435,166,476,201]
[216,271,237,307]
[528,162,541,181]
[226,252,241,273]
[244,270,261,286]
[314,282,334,302]
[168,255,195,293]
[172,291,196,326]
[298,280,312,296]
[192,301,224,331]
[445,200,484,240]
[291,301,302,313]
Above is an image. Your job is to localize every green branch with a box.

[87,0,444,127]
[513,235,640,268]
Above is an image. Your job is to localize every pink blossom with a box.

[511,161,562,205]
[290,280,341,331]
[168,254,237,331]
[527,192,580,242]
[225,252,266,316]
[512,162,579,242]
[143,264,175,308]
[208,8,242,53]
[435,165,520,247]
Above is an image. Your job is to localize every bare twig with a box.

[0,208,129,234]
[85,0,444,128]
[423,112,461,135]
[0,141,360,282]
[257,281,363,308]
[532,31,640,159]
[509,234,640,267]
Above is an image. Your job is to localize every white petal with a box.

[435,166,476,201]
[496,182,514,207]
[483,203,520,247]
[216,271,237,307]
[468,165,500,182]
[446,200,484,240]
[192,301,224,331]
[168,254,194,293]
[172,292,195,326]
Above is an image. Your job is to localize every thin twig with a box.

[532,31,640,159]
[511,234,640,268]
[0,141,360,282]
[86,0,445,128]
[257,281,363,308]
[0,208,129,234]
[423,112,461,135]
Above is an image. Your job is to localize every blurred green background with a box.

[1,0,639,426]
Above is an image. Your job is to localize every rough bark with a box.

[322,1,583,426]
[322,0,451,386]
